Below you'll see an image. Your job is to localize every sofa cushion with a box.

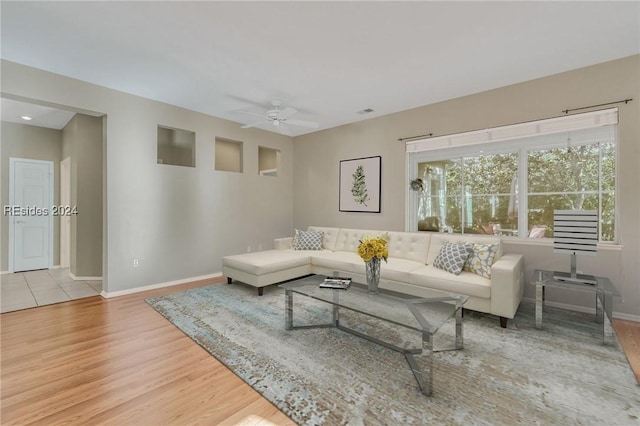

[310,251,365,275]
[380,257,425,283]
[311,252,425,283]
[464,243,499,278]
[333,228,378,252]
[432,241,472,275]
[293,229,323,250]
[386,231,431,264]
[409,265,491,299]
[223,250,312,275]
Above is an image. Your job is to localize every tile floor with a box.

[1,268,102,314]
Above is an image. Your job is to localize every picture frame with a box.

[339,155,381,213]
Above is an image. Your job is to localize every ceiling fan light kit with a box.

[238,100,319,133]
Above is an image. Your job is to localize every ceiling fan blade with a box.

[236,110,268,119]
[241,121,267,129]
[278,123,292,135]
[279,106,297,119]
[286,119,319,128]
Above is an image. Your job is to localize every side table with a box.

[532,269,619,345]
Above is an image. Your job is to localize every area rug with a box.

[146,283,639,425]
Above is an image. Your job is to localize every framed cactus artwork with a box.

[339,155,381,213]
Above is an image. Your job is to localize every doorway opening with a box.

[1,97,106,313]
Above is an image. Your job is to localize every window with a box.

[407,109,617,242]
[527,141,615,241]
[215,137,243,173]
[418,154,519,235]
[157,126,195,167]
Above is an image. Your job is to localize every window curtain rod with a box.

[563,98,632,114]
[397,133,432,143]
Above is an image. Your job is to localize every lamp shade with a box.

[553,210,598,255]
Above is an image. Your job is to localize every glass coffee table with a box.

[280,274,468,396]
[532,269,620,345]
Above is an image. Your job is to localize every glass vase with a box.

[365,257,381,294]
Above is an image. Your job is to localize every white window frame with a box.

[406,108,618,242]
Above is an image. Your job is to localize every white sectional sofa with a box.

[222,226,524,327]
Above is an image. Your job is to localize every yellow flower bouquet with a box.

[357,233,390,263]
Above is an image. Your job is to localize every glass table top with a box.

[533,269,620,297]
[280,275,468,334]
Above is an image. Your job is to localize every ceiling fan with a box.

[238,100,319,133]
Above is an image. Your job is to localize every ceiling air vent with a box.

[357,108,374,115]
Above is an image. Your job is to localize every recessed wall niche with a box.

[157,125,195,167]
[258,146,280,177]
[215,137,243,173]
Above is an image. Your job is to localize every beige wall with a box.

[1,59,294,293]
[62,114,103,277]
[61,118,77,273]
[293,55,640,319]
[1,121,62,270]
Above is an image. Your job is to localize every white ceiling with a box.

[1,1,639,136]
[1,98,75,130]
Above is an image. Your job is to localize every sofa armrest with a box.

[274,237,293,250]
[490,254,524,319]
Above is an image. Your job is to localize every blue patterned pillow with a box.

[433,242,472,275]
[293,230,324,250]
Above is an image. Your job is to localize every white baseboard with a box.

[70,272,103,281]
[101,272,223,299]
[611,311,640,323]
[522,297,640,323]
[2,265,61,274]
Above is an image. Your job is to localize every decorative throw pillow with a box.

[433,242,472,275]
[293,230,324,250]
[291,229,301,249]
[464,243,499,278]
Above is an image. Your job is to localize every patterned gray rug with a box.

[146,283,639,425]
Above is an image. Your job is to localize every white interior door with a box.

[60,157,71,268]
[10,158,53,272]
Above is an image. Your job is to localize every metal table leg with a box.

[405,331,434,396]
[332,289,339,326]
[598,291,616,346]
[596,291,604,324]
[285,289,293,330]
[455,303,463,349]
[535,282,544,329]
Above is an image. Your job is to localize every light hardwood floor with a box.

[1,277,294,425]
[2,278,638,425]
[613,318,640,384]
